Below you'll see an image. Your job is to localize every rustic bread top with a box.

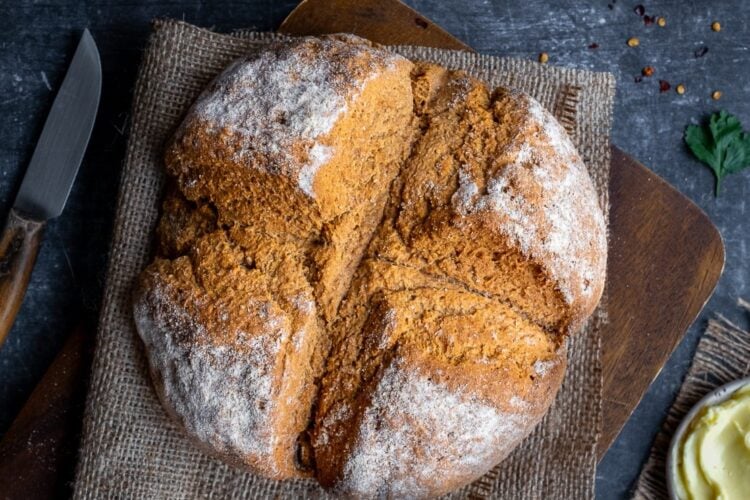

[164,35,415,250]
[310,259,566,496]
[134,34,607,497]
[179,34,402,197]
[450,89,607,328]
[369,63,606,333]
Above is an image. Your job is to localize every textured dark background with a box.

[0,1,748,498]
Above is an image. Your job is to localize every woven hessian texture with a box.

[73,19,615,499]
[634,299,750,500]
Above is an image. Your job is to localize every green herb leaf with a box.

[685,111,750,196]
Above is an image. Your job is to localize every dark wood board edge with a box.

[599,146,724,454]
[281,0,471,51]
[0,325,92,499]
[280,0,725,460]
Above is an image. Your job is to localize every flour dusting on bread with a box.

[134,278,285,472]
[187,35,402,198]
[451,92,606,304]
[343,362,529,497]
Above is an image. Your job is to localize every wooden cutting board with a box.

[279,0,725,458]
[0,0,724,493]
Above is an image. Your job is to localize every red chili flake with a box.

[588,43,599,49]
[634,5,645,16]
[644,15,654,26]
[659,80,671,92]
[635,76,643,83]
[694,46,709,58]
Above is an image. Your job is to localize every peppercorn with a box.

[659,80,671,93]
[676,84,686,95]
[657,17,666,27]
[711,21,721,32]
[634,5,645,16]
[538,52,549,64]
[642,66,655,77]
[712,90,722,100]
[627,37,640,47]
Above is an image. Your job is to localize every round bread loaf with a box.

[133,34,606,497]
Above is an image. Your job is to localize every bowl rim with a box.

[666,376,750,500]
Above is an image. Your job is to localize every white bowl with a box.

[666,376,750,500]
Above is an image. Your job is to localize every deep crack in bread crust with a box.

[133,35,606,497]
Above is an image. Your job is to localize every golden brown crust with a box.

[133,35,606,497]
[370,63,606,334]
[311,259,566,495]
[134,228,323,479]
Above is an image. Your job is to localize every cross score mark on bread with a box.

[133,34,606,498]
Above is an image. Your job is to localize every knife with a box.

[0,29,101,347]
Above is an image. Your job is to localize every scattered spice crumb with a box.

[694,46,709,58]
[676,84,686,95]
[634,76,643,83]
[657,17,666,27]
[538,52,549,64]
[659,80,671,92]
[711,21,721,32]
[634,4,645,16]
[588,42,599,49]
[608,3,614,9]
[644,15,655,26]
[642,66,655,77]
[712,90,722,100]
[414,17,429,29]
[627,37,640,47]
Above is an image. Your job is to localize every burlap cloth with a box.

[73,19,615,499]
[633,299,750,499]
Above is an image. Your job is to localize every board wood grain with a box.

[279,0,725,458]
[0,326,91,498]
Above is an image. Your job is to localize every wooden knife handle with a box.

[0,209,45,347]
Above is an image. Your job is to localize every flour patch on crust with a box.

[451,93,606,304]
[188,36,403,198]
[342,362,530,497]
[134,278,287,474]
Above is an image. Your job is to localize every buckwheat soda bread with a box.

[133,34,606,497]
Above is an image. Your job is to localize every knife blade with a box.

[0,29,101,347]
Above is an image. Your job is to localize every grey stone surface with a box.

[0,1,747,498]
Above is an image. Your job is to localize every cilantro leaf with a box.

[685,110,750,196]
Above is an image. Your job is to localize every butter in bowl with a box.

[668,377,750,500]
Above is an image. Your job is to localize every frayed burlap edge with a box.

[73,19,615,499]
[633,299,750,499]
